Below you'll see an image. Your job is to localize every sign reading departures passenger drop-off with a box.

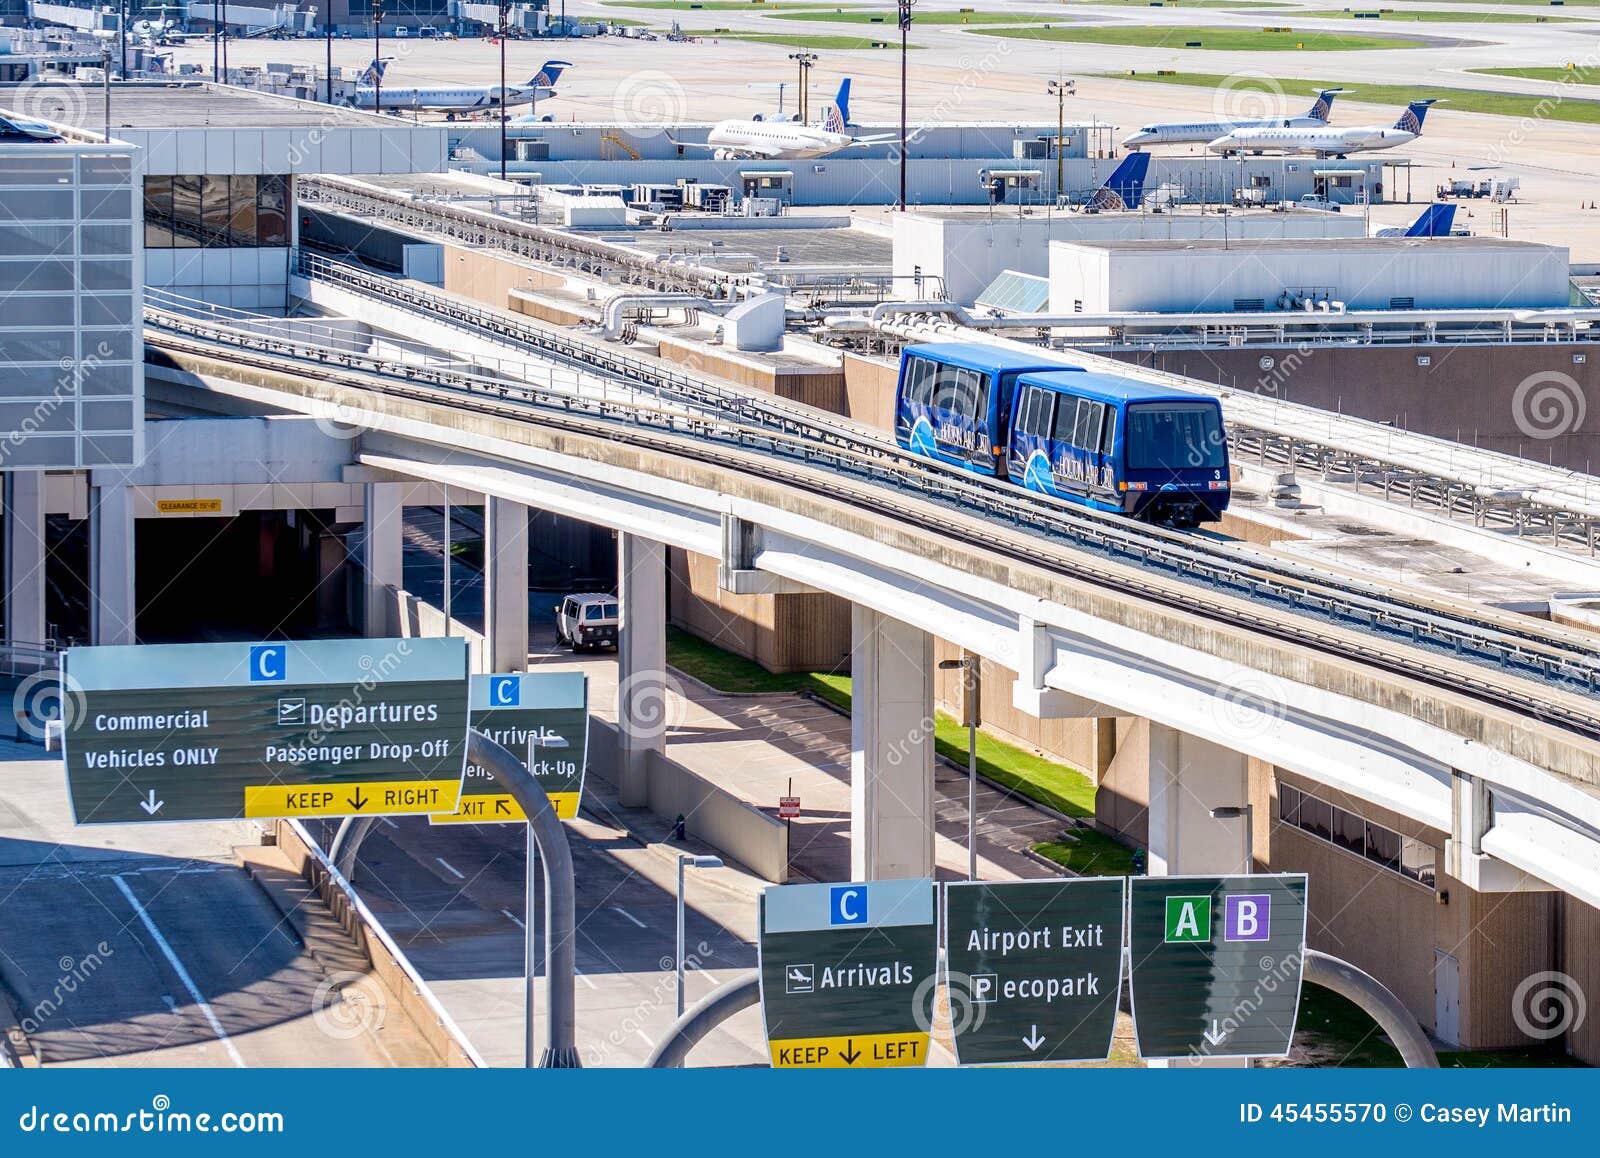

[758,879,937,1068]
[431,671,589,824]
[1128,873,1309,1061]
[61,638,470,823]
[943,878,1125,1066]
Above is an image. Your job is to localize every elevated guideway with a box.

[141,288,1600,910]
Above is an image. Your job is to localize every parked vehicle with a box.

[554,593,620,651]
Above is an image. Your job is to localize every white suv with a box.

[554,593,620,651]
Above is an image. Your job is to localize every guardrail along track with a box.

[145,299,1600,743]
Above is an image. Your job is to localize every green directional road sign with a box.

[758,879,937,1069]
[61,638,470,824]
[432,671,589,824]
[943,878,1125,1066]
[1128,873,1308,1061]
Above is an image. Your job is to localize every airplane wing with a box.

[843,133,901,148]
[663,131,715,151]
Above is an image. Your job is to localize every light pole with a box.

[787,51,816,123]
[938,654,980,881]
[220,0,228,79]
[372,1,384,114]
[525,729,569,1067]
[896,0,913,210]
[498,0,509,182]
[324,4,333,104]
[118,0,127,78]
[1047,77,1074,203]
[1209,804,1255,872]
[676,853,722,1016]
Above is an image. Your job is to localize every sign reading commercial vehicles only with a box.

[62,638,470,824]
[1128,874,1308,1062]
[944,878,1125,1066]
[758,879,937,1069]
[431,672,589,824]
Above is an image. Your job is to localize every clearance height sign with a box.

[431,671,589,824]
[758,879,937,1069]
[61,638,470,823]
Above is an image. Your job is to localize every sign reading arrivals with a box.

[62,638,470,824]
[1127,873,1309,1062]
[759,879,937,1069]
[943,878,1125,1066]
[431,671,589,824]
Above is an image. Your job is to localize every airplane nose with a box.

[1121,132,1152,147]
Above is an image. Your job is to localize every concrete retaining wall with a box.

[386,586,487,673]
[588,716,789,884]
[273,820,483,1068]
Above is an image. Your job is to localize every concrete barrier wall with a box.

[588,718,788,883]
[386,586,487,673]
[274,821,483,1068]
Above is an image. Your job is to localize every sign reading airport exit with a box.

[431,671,589,824]
[758,879,937,1069]
[61,638,470,824]
[1127,873,1308,1061]
[943,878,1125,1066]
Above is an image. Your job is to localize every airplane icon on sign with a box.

[785,964,815,994]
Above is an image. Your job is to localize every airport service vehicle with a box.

[893,343,1231,527]
[1122,88,1344,149]
[670,78,897,160]
[1208,99,1439,158]
[1296,194,1339,212]
[554,593,620,651]
[349,58,571,117]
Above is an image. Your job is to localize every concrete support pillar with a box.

[1445,771,1556,893]
[4,471,47,648]
[89,481,136,646]
[483,497,529,673]
[617,532,666,809]
[1145,721,1251,877]
[361,482,404,638]
[849,606,935,881]
[1144,720,1251,1069]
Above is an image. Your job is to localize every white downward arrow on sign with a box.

[1203,1019,1228,1046]
[139,789,164,816]
[1023,1025,1045,1051]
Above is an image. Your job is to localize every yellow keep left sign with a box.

[768,1031,930,1069]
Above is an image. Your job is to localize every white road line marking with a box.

[574,965,597,991]
[436,857,466,879]
[611,906,647,929]
[635,1028,655,1048]
[501,908,526,930]
[381,818,399,830]
[112,875,246,1068]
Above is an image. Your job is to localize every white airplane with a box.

[1122,89,1345,149]
[349,58,571,118]
[1208,99,1440,158]
[670,79,898,160]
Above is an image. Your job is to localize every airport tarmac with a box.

[159,1,1600,255]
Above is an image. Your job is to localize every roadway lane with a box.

[313,787,768,1067]
[0,746,436,1067]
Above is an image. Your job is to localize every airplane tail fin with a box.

[1305,88,1347,122]
[1393,98,1439,134]
[1085,151,1150,211]
[820,79,851,134]
[529,60,572,88]
[1404,202,1456,237]
[830,78,851,128]
[358,57,389,85]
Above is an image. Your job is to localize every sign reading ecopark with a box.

[943,878,1125,1066]
[759,879,938,1069]
[1128,874,1309,1061]
[61,638,470,824]
[431,672,589,824]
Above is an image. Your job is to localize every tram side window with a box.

[903,356,937,406]
[1022,388,1055,437]
[1099,407,1117,456]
